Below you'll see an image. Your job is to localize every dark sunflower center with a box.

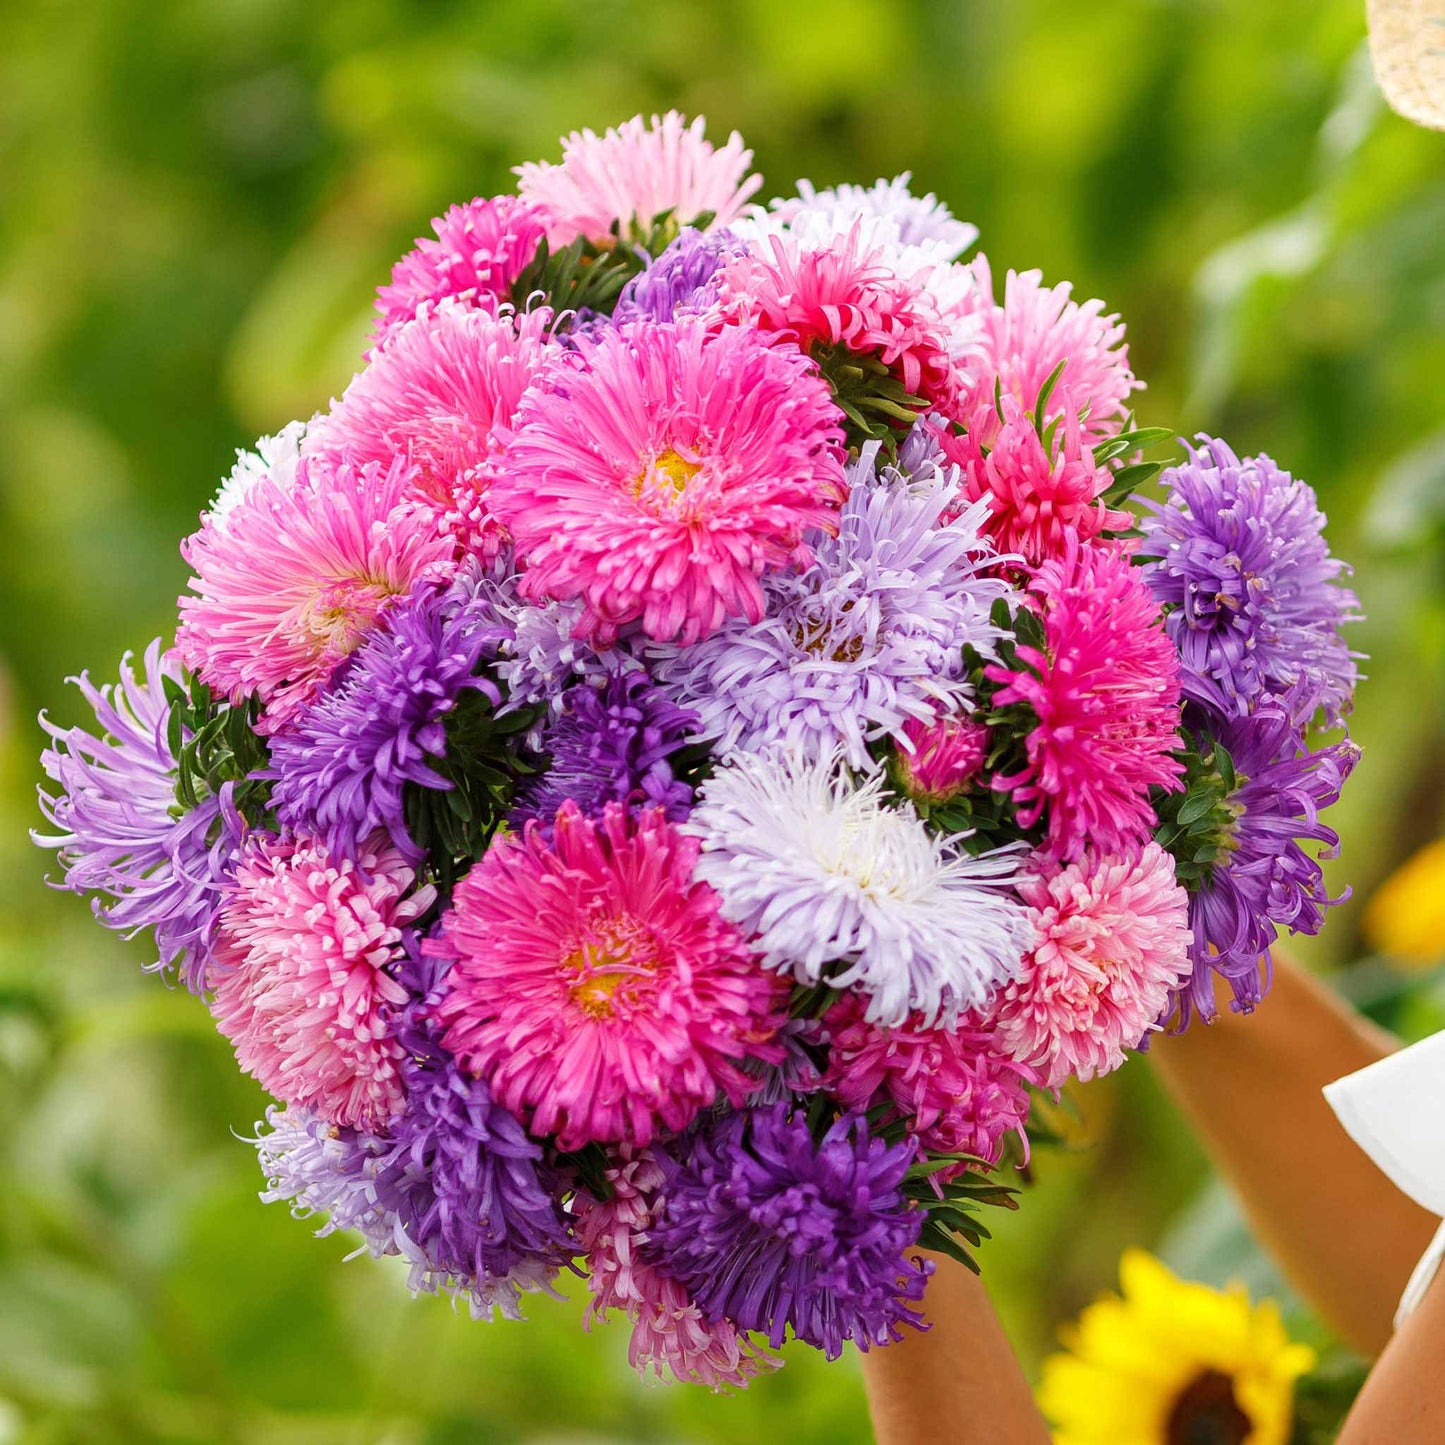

[1166,1369,1252,1445]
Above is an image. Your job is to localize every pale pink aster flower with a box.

[714,227,965,417]
[209,834,434,1131]
[307,304,556,561]
[988,542,1183,861]
[487,316,846,646]
[176,455,455,733]
[936,395,1132,566]
[516,111,761,247]
[990,842,1191,1086]
[576,1153,779,1390]
[895,712,990,804]
[823,994,1033,1170]
[433,801,788,1151]
[956,256,1140,446]
[372,195,548,351]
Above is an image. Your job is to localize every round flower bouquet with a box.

[37,113,1362,1388]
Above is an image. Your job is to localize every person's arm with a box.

[861,1251,1051,1445]
[1149,950,1437,1355]
[1338,1265,1445,1442]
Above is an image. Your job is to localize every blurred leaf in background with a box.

[1,1,1442,1441]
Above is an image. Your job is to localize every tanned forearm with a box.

[1150,951,1437,1355]
[860,1252,1051,1445]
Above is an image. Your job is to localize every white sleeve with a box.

[1325,1031,1445,1327]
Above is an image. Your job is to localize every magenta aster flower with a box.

[209,833,434,1131]
[487,316,847,646]
[956,257,1140,446]
[35,640,243,992]
[894,712,990,804]
[372,194,548,351]
[935,397,1131,566]
[714,227,964,417]
[515,111,761,246]
[308,304,556,562]
[1140,437,1361,725]
[176,455,455,733]
[433,802,787,1151]
[823,995,1033,1169]
[990,842,1191,1087]
[577,1153,779,1390]
[649,1104,932,1358]
[988,543,1183,860]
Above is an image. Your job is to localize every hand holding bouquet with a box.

[37,112,1361,1388]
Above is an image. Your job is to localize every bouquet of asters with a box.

[36,113,1361,1388]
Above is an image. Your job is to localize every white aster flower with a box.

[205,418,310,530]
[685,749,1034,1027]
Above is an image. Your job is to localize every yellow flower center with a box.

[632,448,702,512]
[562,917,658,1020]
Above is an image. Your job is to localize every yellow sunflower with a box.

[1037,1250,1316,1445]
[1363,838,1445,967]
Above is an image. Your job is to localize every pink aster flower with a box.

[988,542,1183,860]
[895,712,990,804]
[990,842,1191,1087]
[209,834,433,1131]
[176,454,455,733]
[823,994,1032,1169]
[516,111,761,246]
[576,1153,779,1390]
[714,227,965,417]
[956,256,1140,446]
[372,194,548,352]
[432,801,788,1151]
[936,396,1132,566]
[307,304,556,561]
[487,316,847,646]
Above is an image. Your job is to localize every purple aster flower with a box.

[251,936,575,1320]
[513,670,699,826]
[1178,697,1360,1023]
[614,227,744,323]
[371,942,576,1291]
[652,449,1016,768]
[267,566,513,860]
[1141,436,1362,725]
[649,1103,931,1358]
[35,639,243,992]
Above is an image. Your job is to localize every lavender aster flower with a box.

[754,174,979,255]
[653,451,1015,769]
[35,639,242,992]
[267,567,512,860]
[254,1103,394,1252]
[514,670,699,825]
[252,1096,562,1322]
[1179,698,1360,1023]
[685,748,1033,1027]
[649,1104,931,1358]
[499,599,626,718]
[614,227,744,323]
[1141,437,1362,725]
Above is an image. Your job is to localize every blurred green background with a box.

[2,1,1443,1441]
